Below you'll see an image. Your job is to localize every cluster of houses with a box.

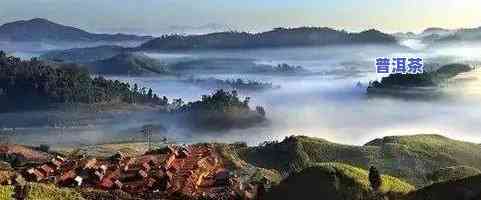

[20,144,261,199]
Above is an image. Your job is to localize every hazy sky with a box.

[1,0,481,35]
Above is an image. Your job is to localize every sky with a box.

[1,0,481,35]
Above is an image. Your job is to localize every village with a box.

[1,144,264,200]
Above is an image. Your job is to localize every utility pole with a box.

[142,125,154,151]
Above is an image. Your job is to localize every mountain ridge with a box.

[0,18,153,42]
[139,27,398,51]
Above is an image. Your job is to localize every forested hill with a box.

[0,51,167,112]
[0,18,152,42]
[139,27,397,51]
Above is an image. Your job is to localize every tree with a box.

[369,166,382,192]
[256,106,266,117]
[38,144,50,152]
[147,88,153,98]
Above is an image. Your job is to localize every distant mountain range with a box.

[139,27,398,51]
[0,18,153,43]
[166,23,232,34]
[41,45,127,63]
[394,26,481,44]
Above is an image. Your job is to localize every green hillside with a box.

[89,52,169,75]
[265,162,414,200]
[406,174,481,200]
[27,183,85,200]
[238,134,481,187]
[428,165,481,183]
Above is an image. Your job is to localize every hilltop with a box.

[88,52,170,75]
[367,63,472,98]
[139,27,397,51]
[394,26,481,46]
[265,162,414,200]
[0,18,152,43]
[424,27,481,44]
[40,45,127,63]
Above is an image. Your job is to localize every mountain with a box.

[421,28,454,37]
[167,23,231,34]
[428,165,481,183]
[139,27,397,51]
[0,18,152,43]
[392,32,417,39]
[418,27,481,44]
[435,27,481,43]
[235,134,481,187]
[88,52,169,75]
[265,162,414,200]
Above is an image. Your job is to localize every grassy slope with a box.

[407,174,481,200]
[428,165,481,183]
[61,142,165,158]
[216,143,282,184]
[89,52,168,75]
[265,162,414,200]
[27,183,85,200]
[76,188,141,200]
[239,134,481,187]
[0,185,13,200]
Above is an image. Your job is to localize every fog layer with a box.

[3,44,481,147]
